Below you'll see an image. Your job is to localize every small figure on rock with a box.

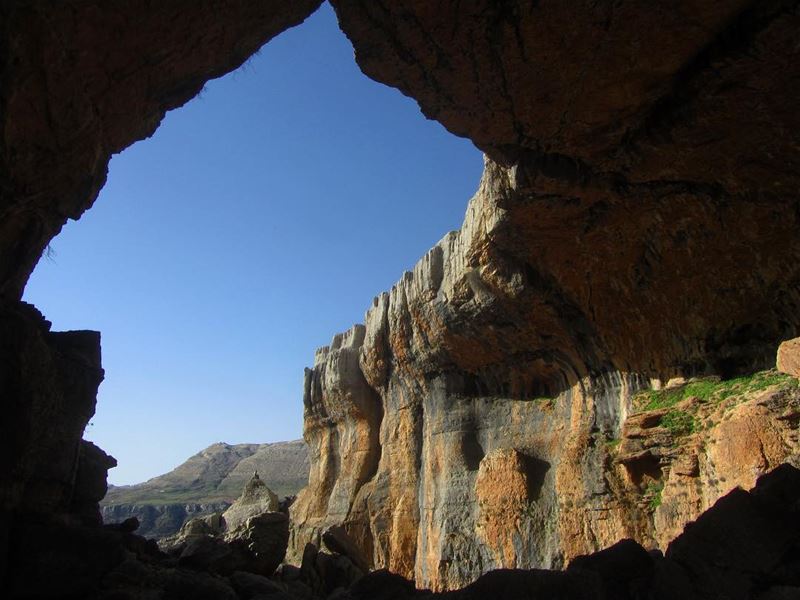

[223,471,280,530]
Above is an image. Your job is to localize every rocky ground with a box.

[12,463,800,600]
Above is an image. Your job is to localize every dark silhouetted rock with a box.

[568,538,654,600]
[224,512,290,576]
[323,525,370,574]
[663,464,800,600]
[348,569,420,600]
[229,570,288,599]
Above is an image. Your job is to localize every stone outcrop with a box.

[223,473,280,531]
[615,372,800,549]
[160,473,289,578]
[291,152,800,588]
[778,337,800,378]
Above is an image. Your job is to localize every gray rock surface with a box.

[224,512,290,577]
[223,472,281,531]
[102,502,232,539]
[160,473,290,579]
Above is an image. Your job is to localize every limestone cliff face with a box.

[289,326,383,564]
[292,155,800,590]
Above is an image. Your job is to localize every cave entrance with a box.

[21,2,482,496]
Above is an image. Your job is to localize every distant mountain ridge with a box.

[101,440,308,538]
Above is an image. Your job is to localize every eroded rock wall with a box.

[293,152,800,589]
[291,2,800,588]
[289,326,383,564]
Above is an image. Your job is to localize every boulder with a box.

[223,472,280,531]
[104,517,140,534]
[777,338,800,378]
[228,570,288,599]
[224,512,290,576]
[567,538,654,599]
[322,525,370,573]
[178,534,238,574]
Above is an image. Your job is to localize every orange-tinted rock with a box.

[289,326,382,567]
[475,449,534,569]
[345,465,800,600]
[777,338,800,378]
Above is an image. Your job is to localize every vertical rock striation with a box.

[290,325,383,564]
[290,2,800,587]
[293,155,800,589]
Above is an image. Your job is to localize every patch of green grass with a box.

[634,369,798,412]
[605,438,621,450]
[661,410,695,437]
[645,481,664,512]
[716,370,798,400]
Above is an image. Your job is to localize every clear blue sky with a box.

[23,2,482,486]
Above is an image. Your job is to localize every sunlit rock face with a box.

[287,1,800,588]
[291,158,799,589]
[289,325,383,565]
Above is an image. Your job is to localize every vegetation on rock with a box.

[634,370,798,412]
